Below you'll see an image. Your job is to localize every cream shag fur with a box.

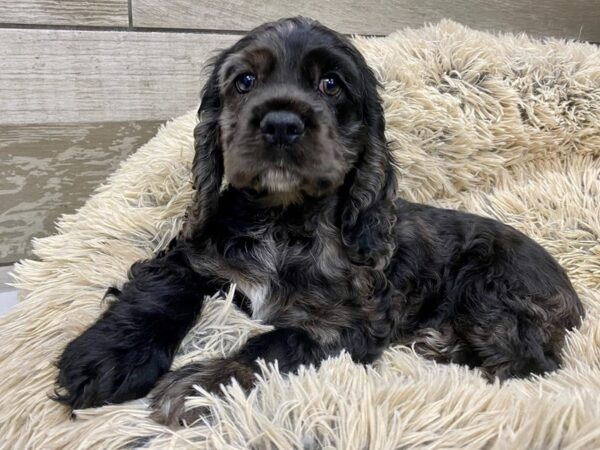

[1,20,600,449]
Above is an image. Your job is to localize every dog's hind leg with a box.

[455,303,561,381]
[54,245,221,410]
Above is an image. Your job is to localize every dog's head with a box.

[187,17,396,265]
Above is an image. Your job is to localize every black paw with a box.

[150,359,256,427]
[54,323,171,410]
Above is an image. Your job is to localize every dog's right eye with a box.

[318,74,341,96]
[235,73,256,93]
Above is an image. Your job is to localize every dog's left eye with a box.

[235,73,256,93]
[318,75,341,96]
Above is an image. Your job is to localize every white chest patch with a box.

[234,280,269,320]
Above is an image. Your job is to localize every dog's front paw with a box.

[55,324,171,410]
[150,359,256,427]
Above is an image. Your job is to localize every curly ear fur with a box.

[340,60,398,269]
[181,57,226,240]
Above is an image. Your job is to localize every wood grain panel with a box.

[0,120,163,264]
[0,29,238,125]
[0,0,128,27]
[131,0,600,41]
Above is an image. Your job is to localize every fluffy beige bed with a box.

[1,20,600,449]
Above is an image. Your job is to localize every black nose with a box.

[260,111,305,146]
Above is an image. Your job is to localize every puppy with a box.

[54,17,584,426]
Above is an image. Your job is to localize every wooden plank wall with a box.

[0,0,128,26]
[132,0,600,41]
[1,1,599,264]
[1,30,237,124]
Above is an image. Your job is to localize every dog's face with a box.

[210,18,379,203]
[187,18,393,248]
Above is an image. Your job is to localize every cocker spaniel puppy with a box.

[55,17,585,426]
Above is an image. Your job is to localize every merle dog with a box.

[55,17,584,426]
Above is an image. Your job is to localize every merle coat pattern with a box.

[54,18,585,426]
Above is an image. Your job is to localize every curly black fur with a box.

[54,17,585,426]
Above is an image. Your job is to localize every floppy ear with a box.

[181,56,226,240]
[340,65,398,269]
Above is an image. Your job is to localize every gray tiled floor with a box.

[0,265,18,316]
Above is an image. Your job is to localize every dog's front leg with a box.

[54,245,220,411]
[150,326,382,426]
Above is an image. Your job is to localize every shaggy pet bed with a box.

[1,20,600,449]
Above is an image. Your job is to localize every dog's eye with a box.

[318,75,341,96]
[235,73,256,93]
